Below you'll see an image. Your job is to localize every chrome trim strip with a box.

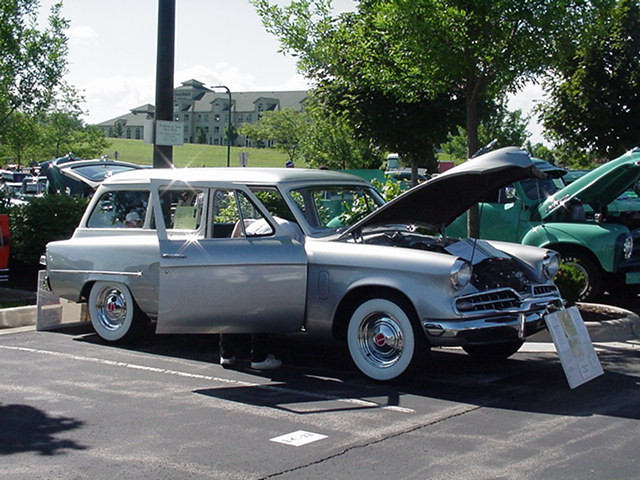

[48,269,143,277]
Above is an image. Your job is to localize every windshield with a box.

[288,185,384,232]
[520,177,564,202]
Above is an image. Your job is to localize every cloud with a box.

[79,66,313,124]
[80,75,155,124]
[68,26,98,39]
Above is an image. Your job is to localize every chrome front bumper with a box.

[423,304,563,347]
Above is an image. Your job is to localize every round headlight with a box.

[624,234,633,259]
[542,253,560,279]
[450,260,472,289]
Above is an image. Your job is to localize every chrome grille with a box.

[455,289,520,313]
[532,284,559,296]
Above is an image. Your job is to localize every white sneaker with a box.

[220,356,236,367]
[250,354,282,370]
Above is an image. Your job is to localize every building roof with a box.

[193,91,307,113]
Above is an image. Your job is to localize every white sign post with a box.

[544,307,604,389]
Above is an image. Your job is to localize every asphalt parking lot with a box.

[1,324,639,480]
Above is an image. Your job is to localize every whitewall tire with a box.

[88,281,146,343]
[347,297,426,382]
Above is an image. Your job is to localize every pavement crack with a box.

[258,403,484,479]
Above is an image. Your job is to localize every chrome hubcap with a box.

[357,313,404,368]
[97,287,128,331]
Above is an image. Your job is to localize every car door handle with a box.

[162,253,187,258]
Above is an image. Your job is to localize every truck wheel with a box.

[560,251,603,302]
[462,340,524,361]
[347,297,427,382]
[89,281,147,343]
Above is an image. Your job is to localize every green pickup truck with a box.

[447,148,640,301]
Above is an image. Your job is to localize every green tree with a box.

[441,103,531,162]
[112,119,125,138]
[195,127,207,144]
[0,0,69,127]
[301,98,384,169]
[539,0,640,158]
[0,111,38,166]
[253,0,584,234]
[239,108,307,164]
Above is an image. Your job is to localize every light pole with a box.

[211,85,232,167]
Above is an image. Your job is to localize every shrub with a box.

[8,194,88,269]
[554,263,586,306]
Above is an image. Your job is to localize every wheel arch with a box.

[545,242,602,269]
[332,285,419,342]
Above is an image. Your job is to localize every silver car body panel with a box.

[44,166,563,345]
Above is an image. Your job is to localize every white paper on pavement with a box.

[544,306,604,389]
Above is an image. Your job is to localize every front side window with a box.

[87,190,149,228]
[158,188,205,231]
[211,189,272,238]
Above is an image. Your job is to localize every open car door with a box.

[154,180,307,334]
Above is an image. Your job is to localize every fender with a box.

[521,222,629,272]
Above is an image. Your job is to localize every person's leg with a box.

[219,334,241,366]
[250,334,282,370]
[250,334,269,363]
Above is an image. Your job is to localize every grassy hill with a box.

[102,138,289,168]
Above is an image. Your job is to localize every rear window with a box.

[87,190,150,228]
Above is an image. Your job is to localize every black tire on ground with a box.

[88,281,148,344]
[462,340,524,361]
[346,296,428,382]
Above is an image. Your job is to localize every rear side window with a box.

[87,191,149,228]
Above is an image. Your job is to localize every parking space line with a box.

[0,345,414,414]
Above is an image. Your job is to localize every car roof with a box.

[102,167,370,187]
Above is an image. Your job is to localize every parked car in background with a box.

[563,169,640,229]
[0,214,9,282]
[42,147,563,382]
[40,155,145,197]
[447,148,640,301]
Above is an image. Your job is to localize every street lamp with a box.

[211,85,232,167]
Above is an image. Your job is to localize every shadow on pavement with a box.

[0,403,87,456]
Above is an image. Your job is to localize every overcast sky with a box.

[39,0,545,142]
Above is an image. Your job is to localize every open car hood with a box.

[341,147,542,236]
[539,148,640,219]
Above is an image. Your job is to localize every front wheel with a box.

[462,340,524,361]
[559,251,603,302]
[347,297,427,382]
[88,281,147,343]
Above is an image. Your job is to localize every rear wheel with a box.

[88,281,147,343]
[462,340,524,361]
[346,297,427,382]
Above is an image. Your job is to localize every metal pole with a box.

[212,85,231,167]
[153,0,175,168]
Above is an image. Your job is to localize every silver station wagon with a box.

[43,147,564,381]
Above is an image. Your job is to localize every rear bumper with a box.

[423,307,560,347]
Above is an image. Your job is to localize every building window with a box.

[215,114,220,122]
[135,128,141,140]
[126,128,131,139]
[184,114,189,121]
[214,126,220,134]
[246,114,252,122]
[204,114,209,122]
